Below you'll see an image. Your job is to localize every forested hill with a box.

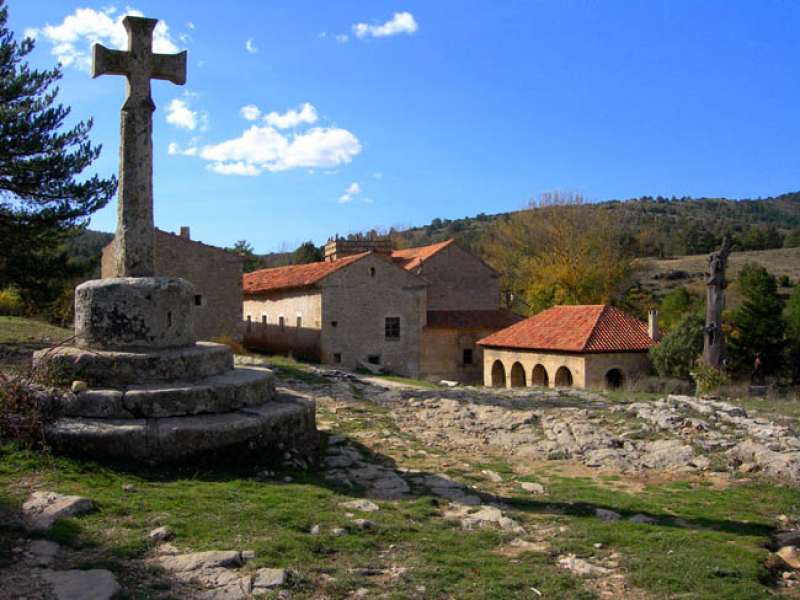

[388,191,800,257]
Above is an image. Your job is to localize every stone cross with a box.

[702,236,732,370]
[92,16,187,277]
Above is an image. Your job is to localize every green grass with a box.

[362,373,444,389]
[0,316,72,345]
[254,354,329,384]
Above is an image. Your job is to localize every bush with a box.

[0,287,25,316]
[0,373,55,448]
[690,359,731,395]
[778,274,793,288]
[649,312,704,379]
[629,376,694,395]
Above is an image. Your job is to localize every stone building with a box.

[478,305,657,390]
[243,238,520,381]
[102,227,243,341]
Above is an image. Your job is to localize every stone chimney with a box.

[648,309,660,341]
[323,236,393,262]
[179,226,190,240]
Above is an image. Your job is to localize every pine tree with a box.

[728,263,785,375]
[0,0,115,311]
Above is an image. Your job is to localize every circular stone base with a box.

[75,277,195,350]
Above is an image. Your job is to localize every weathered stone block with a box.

[75,277,194,350]
[33,342,233,386]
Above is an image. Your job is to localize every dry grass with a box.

[636,246,800,304]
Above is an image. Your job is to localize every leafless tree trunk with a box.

[702,237,732,369]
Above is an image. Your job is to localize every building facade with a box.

[243,238,520,381]
[102,227,243,341]
[478,305,656,390]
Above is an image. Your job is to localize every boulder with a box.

[42,569,121,600]
[22,491,94,531]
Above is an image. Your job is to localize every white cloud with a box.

[27,6,179,71]
[338,182,361,204]
[166,98,200,130]
[353,12,418,39]
[199,123,361,175]
[263,102,318,129]
[208,161,260,176]
[186,21,195,30]
[245,38,258,54]
[335,34,349,44]
[240,104,261,121]
[167,142,198,156]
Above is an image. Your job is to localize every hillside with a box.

[636,246,800,306]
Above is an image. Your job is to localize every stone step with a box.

[58,367,276,418]
[45,391,319,464]
[33,342,234,386]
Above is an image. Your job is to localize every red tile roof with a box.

[391,239,454,271]
[426,309,524,330]
[243,253,368,295]
[477,305,655,353]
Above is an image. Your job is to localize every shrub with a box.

[778,274,793,288]
[690,359,731,396]
[209,335,247,355]
[0,287,25,316]
[0,373,55,448]
[649,312,704,379]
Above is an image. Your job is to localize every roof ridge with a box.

[581,304,609,351]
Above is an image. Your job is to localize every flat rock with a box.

[341,499,380,513]
[149,526,173,542]
[22,491,94,531]
[253,568,288,590]
[42,569,121,600]
[445,504,525,533]
[29,540,60,566]
[520,482,545,494]
[158,550,244,572]
[778,546,800,570]
[557,554,613,577]
[595,508,621,521]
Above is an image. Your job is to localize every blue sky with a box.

[11,1,800,252]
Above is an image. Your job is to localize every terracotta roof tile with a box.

[426,309,523,330]
[243,253,368,295]
[391,239,454,271]
[477,305,655,353]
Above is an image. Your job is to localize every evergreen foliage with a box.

[728,263,785,374]
[649,312,705,379]
[658,287,700,334]
[0,1,115,311]
[293,241,323,264]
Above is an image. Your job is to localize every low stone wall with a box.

[243,322,321,361]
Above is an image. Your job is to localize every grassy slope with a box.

[0,316,72,345]
[636,246,800,303]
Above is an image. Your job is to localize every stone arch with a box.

[491,360,506,388]
[605,368,625,390]
[555,366,573,387]
[532,364,549,387]
[510,362,526,388]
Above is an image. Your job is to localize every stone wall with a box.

[420,327,493,383]
[583,352,652,389]
[319,254,427,377]
[418,244,500,311]
[242,321,321,360]
[481,347,652,390]
[243,290,322,330]
[101,229,243,341]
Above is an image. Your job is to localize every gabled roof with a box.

[477,305,655,353]
[243,252,368,295]
[426,309,523,330]
[391,239,454,271]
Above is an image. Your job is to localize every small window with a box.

[246,315,252,331]
[369,267,376,277]
[367,354,381,365]
[261,314,267,325]
[278,315,285,330]
[296,315,302,328]
[194,294,204,307]
[331,320,338,328]
[463,348,474,365]
[385,317,400,339]
[333,353,342,364]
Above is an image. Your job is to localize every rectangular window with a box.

[463,348,474,365]
[367,354,381,365]
[194,294,204,307]
[246,315,252,331]
[261,314,267,325]
[296,315,302,328]
[278,315,285,330]
[331,320,338,328]
[333,353,342,364]
[385,317,400,339]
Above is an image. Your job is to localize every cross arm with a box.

[91,44,130,78]
[151,51,187,85]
